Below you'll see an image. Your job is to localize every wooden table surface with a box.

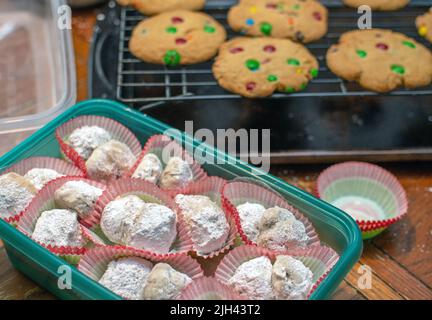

[0,8,431,300]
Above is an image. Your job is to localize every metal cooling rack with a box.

[116,0,432,104]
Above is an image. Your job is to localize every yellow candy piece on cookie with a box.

[250,6,257,14]
[419,26,427,37]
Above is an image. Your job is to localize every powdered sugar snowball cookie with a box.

[100,195,146,244]
[132,153,163,184]
[257,206,309,250]
[228,0,328,43]
[86,140,137,181]
[99,257,153,300]
[32,209,84,247]
[272,255,313,300]
[175,194,229,254]
[126,203,177,254]
[213,37,319,97]
[236,202,266,243]
[24,168,65,190]
[118,0,205,16]
[129,10,226,66]
[0,173,37,220]
[143,263,192,300]
[66,126,112,161]
[228,256,274,300]
[54,180,104,219]
[159,157,193,189]
[343,0,409,11]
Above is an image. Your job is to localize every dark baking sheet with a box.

[89,0,432,163]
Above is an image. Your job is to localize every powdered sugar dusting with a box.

[0,173,36,219]
[236,202,266,243]
[99,257,153,300]
[159,157,193,189]
[175,194,229,254]
[67,126,112,160]
[132,153,163,184]
[228,256,274,300]
[24,168,65,190]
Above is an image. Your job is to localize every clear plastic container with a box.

[0,0,76,156]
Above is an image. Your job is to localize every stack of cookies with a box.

[120,0,432,97]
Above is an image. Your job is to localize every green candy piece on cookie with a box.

[164,50,181,66]
[402,41,416,49]
[204,25,216,33]
[267,75,278,82]
[310,68,318,78]
[260,22,272,36]
[246,59,260,71]
[166,26,177,34]
[356,50,367,58]
[287,58,300,66]
[391,64,405,75]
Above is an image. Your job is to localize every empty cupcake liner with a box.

[1,157,85,224]
[173,176,238,259]
[215,245,339,300]
[127,134,208,195]
[78,245,203,299]
[316,162,408,238]
[179,277,247,300]
[81,178,194,256]
[222,179,320,248]
[16,177,106,258]
[55,115,142,179]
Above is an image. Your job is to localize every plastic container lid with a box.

[0,0,76,153]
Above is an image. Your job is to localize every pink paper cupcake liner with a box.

[222,179,320,248]
[81,178,194,256]
[179,277,247,300]
[55,115,142,178]
[215,245,339,300]
[173,176,238,259]
[16,177,106,257]
[78,245,203,299]
[1,157,85,223]
[316,162,408,234]
[128,134,208,195]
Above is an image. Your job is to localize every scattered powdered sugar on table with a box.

[0,173,37,219]
[272,255,313,300]
[67,125,112,160]
[175,194,229,254]
[32,209,84,247]
[228,256,274,300]
[86,140,137,181]
[132,153,163,184]
[257,206,309,250]
[99,257,153,300]
[236,202,266,243]
[24,168,65,190]
[143,263,192,300]
[159,157,193,189]
[127,203,177,254]
[54,180,103,219]
[100,195,146,244]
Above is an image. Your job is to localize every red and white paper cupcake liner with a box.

[173,176,238,259]
[128,134,207,195]
[81,178,194,256]
[1,158,85,224]
[316,162,408,233]
[55,115,142,178]
[78,245,203,299]
[222,179,320,247]
[179,277,247,300]
[215,245,339,300]
[16,177,106,257]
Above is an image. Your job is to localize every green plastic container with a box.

[0,99,362,300]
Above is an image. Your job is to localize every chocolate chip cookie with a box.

[213,37,319,97]
[118,0,206,16]
[343,0,409,11]
[416,8,432,43]
[129,10,226,66]
[227,0,328,43]
[326,29,432,92]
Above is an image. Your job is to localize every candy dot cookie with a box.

[326,29,432,92]
[213,37,319,97]
[227,0,328,43]
[343,0,409,11]
[117,0,205,16]
[416,8,432,43]
[129,10,226,66]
